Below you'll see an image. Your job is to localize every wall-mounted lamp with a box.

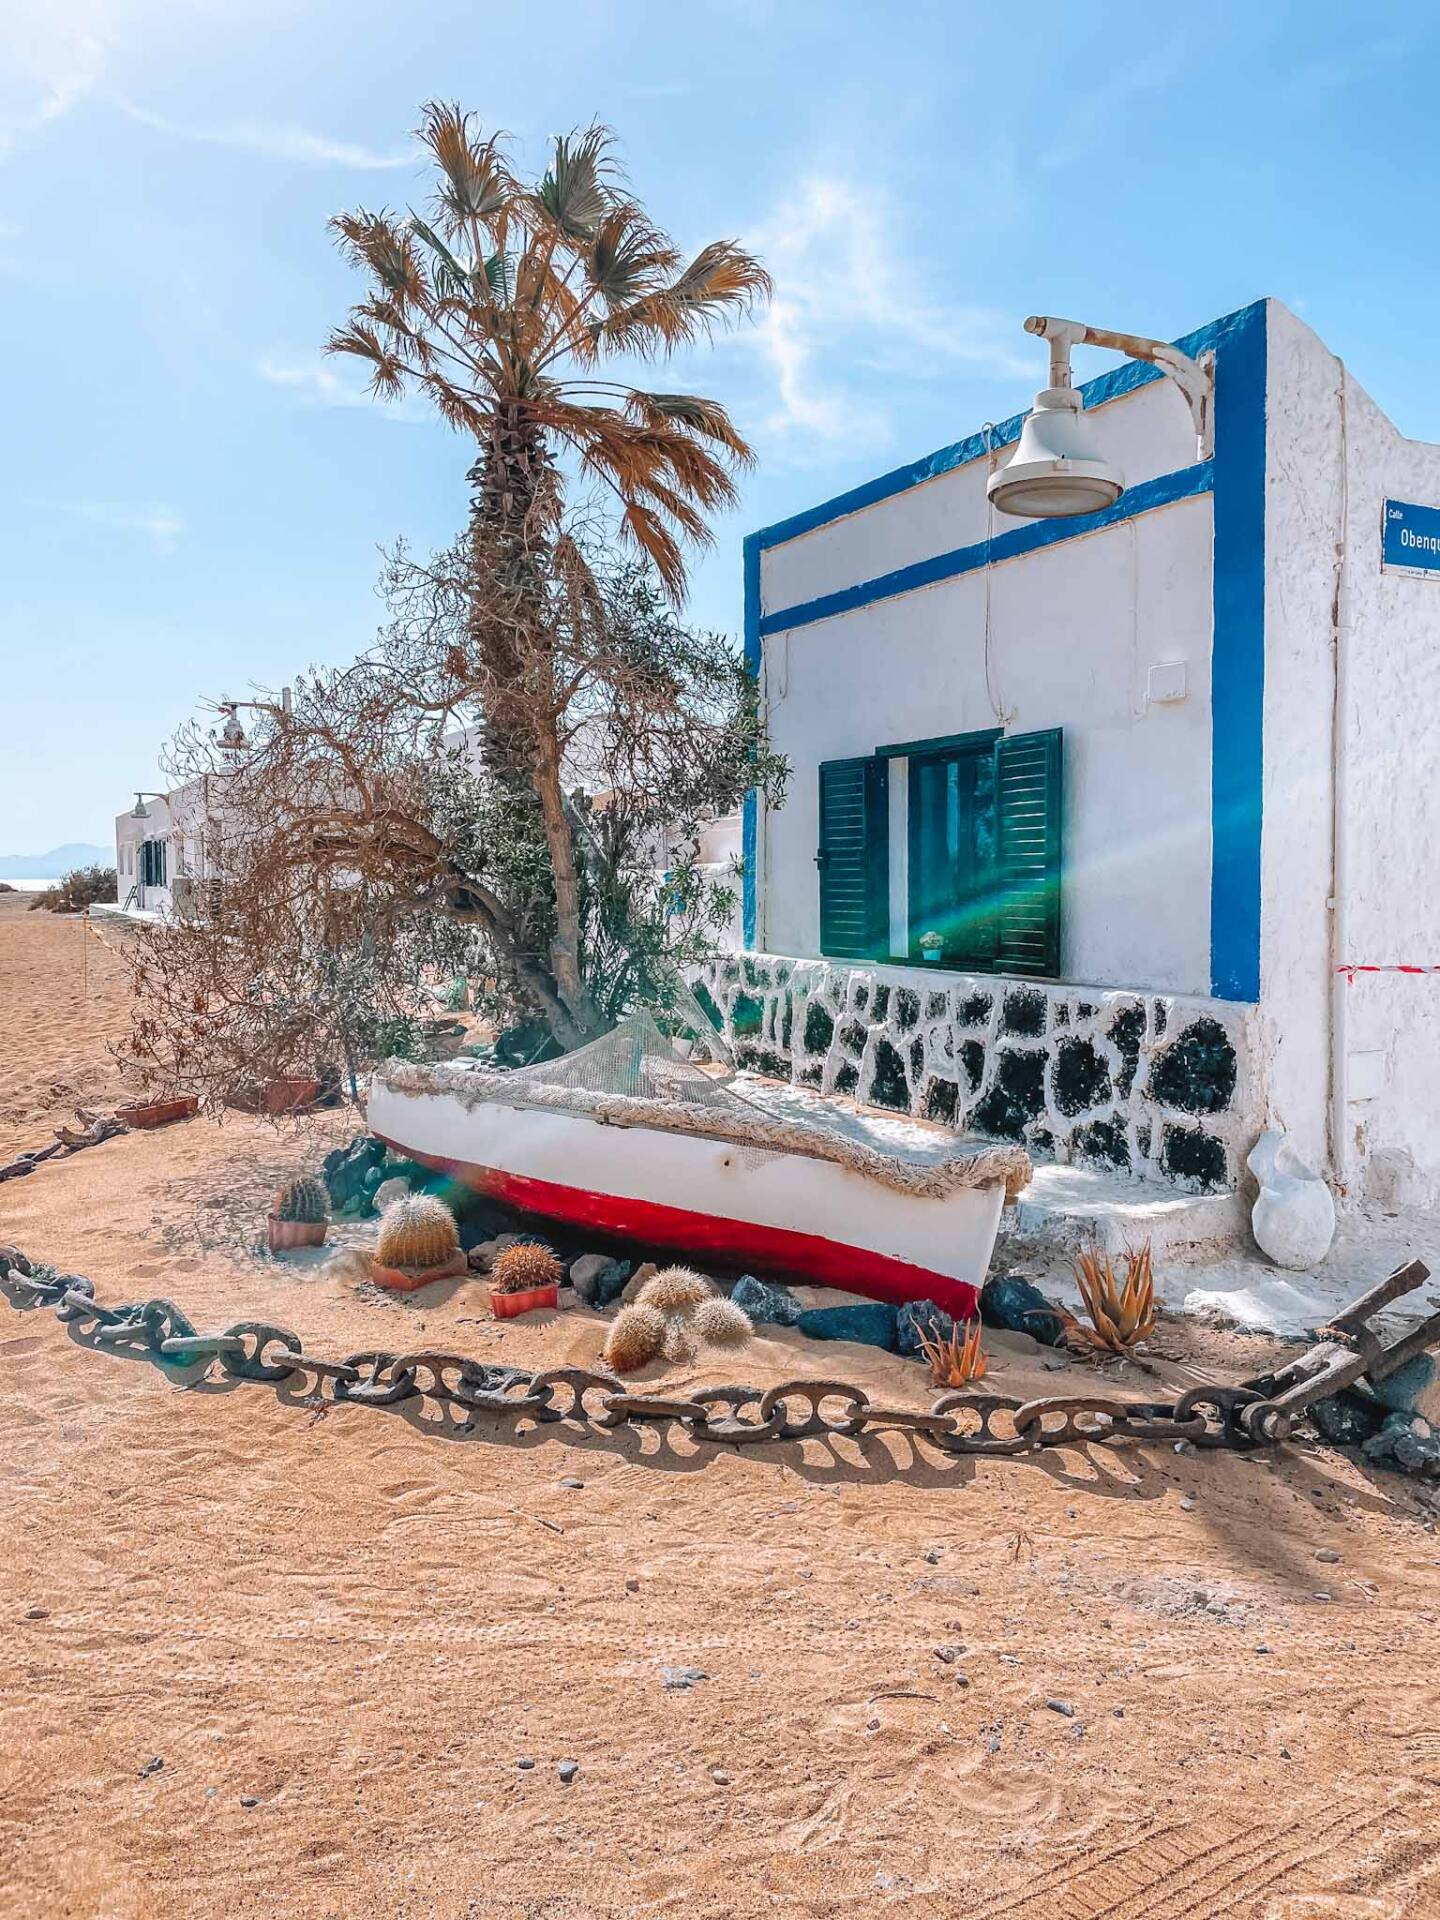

[987,315,1214,520]
[131,790,166,821]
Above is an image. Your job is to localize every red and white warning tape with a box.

[1336,964,1440,981]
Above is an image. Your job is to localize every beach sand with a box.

[3,890,1439,1917]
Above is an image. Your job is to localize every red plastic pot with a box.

[267,1217,327,1254]
[263,1077,320,1116]
[369,1248,469,1293]
[117,1096,199,1129]
[490,1281,560,1319]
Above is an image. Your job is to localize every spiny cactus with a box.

[271,1175,330,1224]
[693,1296,752,1350]
[375,1194,460,1272]
[602,1303,666,1374]
[637,1266,714,1316]
[490,1240,563,1295]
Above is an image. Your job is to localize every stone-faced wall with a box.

[691,954,1257,1194]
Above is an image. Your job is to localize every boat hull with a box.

[368,1081,1006,1319]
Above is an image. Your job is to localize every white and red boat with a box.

[367,1020,1028,1320]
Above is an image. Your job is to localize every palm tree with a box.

[327,104,770,1042]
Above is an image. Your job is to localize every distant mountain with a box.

[0,843,112,879]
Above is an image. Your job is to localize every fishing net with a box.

[379,1008,1032,1199]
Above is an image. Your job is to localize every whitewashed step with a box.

[1001,1162,1248,1265]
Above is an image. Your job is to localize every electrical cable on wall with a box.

[979,423,1016,728]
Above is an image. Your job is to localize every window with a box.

[140,838,167,888]
[908,735,1001,970]
[816,729,1063,978]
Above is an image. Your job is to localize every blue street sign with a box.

[1383,498,1440,576]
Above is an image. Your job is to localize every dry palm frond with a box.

[1067,1241,1157,1355]
[915,1317,988,1388]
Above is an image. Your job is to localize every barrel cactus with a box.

[271,1175,329,1224]
[490,1240,563,1295]
[602,1303,666,1373]
[693,1296,752,1350]
[375,1194,460,1272]
[637,1266,714,1316]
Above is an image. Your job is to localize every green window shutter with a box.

[994,729,1063,978]
[817,756,889,959]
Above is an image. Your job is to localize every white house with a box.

[113,778,213,917]
[693,298,1440,1207]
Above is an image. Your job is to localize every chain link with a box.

[0,1244,1292,1464]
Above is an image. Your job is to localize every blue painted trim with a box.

[750,306,1255,555]
[1207,302,1267,1003]
[759,461,1213,639]
[744,298,1270,1003]
[741,533,761,949]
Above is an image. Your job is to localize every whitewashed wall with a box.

[1263,307,1440,1202]
[756,376,1216,997]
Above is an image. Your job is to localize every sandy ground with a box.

[4,891,1440,1917]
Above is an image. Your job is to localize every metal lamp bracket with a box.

[1024,316,1215,461]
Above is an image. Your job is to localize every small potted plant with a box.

[918,930,944,964]
[488,1240,563,1318]
[268,1175,330,1253]
[369,1194,468,1292]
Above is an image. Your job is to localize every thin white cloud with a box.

[741,175,1031,460]
[119,101,413,170]
[0,2,108,157]
[71,502,183,555]
[257,354,427,420]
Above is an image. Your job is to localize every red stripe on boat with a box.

[375,1140,981,1321]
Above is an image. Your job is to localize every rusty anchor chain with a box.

[0,1241,1304,1462]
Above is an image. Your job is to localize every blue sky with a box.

[3,0,1438,849]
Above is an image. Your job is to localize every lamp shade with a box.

[986,386,1125,519]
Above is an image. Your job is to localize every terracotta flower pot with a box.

[368,1248,469,1293]
[117,1095,199,1129]
[490,1280,560,1319]
[263,1077,320,1116]
[267,1216,327,1254]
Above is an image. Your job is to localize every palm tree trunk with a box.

[468,406,603,1042]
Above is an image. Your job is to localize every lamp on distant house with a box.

[987,315,1214,520]
[214,686,293,753]
[131,791,165,821]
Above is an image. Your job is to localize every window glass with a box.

[909,744,998,967]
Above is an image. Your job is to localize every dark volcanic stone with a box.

[1161,1124,1228,1190]
[895,1299,955,1357]
[980,1273,1065,1347]
[1149,1018,1238,1115]
[957,992,993,1028]
[804,1000,834,1055]
[870,1039,910,1112]
[732,1274,802,1326]
[1108,1002,1145,1099]
[834,1061,860,1094]
[960,1039,985,1091]
[971,1048,1045,1139]
[1072,1116,1131,1170]
[870,985,890,1023]
[895,988,921,1031]
[1001,987,1047,1037]
[730,991,765,1038]
[1053,1037,1112,1118]
[840,1020,868,1057]
[796,1302,898,1351]
[923,1077,959,1126]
